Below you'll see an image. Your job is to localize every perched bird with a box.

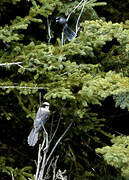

[28,102,50,146]
[56,16,76,41]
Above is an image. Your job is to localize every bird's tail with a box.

[27,128,39,146]
[64,25,76,41]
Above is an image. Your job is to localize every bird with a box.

[56,16,76,42]
[27,102,50,146]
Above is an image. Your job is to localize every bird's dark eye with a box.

[41,104,49,108]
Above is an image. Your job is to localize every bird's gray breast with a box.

[34,108,50,130]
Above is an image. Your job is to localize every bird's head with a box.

[56,16,67,25]
[41,102,50,110]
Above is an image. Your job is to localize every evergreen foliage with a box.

[0,0,129,179]
[96,136,129,179]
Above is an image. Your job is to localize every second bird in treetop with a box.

[56,16,76,42]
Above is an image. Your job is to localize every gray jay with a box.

[28,102,50,146]
[56,16,76,41]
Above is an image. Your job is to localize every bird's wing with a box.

[34,108,50,128]
[64,24,76,41]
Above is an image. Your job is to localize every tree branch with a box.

[0,62,23,66]
[0,85,46,90]
[66,0,85,21]
[75,0,88,34]
[11,171,14,180]
[47,18,51,44]
[45,123,72,167]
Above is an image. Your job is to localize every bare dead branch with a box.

[66,0,85,21]
[52,156,59,180]
[45,123,72,167]
[75,0,88,34]
[61,31,64,47]
[0,85,46,90]
[34,109,71,179]
[50,106,66,144]
[47,18,51,43]
[49,115,61,144]
[56,169,67,180]
[38,126,49,180]
[0,62,23,66]
[11,171,14,180]
[44,157,54,180]
[39,92,42,106]
[35,144,43,180]
[50,115,54,140]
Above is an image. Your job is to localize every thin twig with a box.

[44,157,54,180]
[47,18,51,43]
[11,171,14,180]
[0,62,23,66]
[42,125,49,151]
[17,64,26,69]
[39,92,42,106]
[58,170,65,180]
[0,85,46,90]
[105,124,126,136]
[56,169,67,180]
[45,123,72,167]
[50,115,54,140]
[85,143,102,158]
[50,105,66,143]
[49,114,61,144]
[66,0,85,21]
[75,0,88,34]
[52,156,59,180]
[61,31,64,47]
